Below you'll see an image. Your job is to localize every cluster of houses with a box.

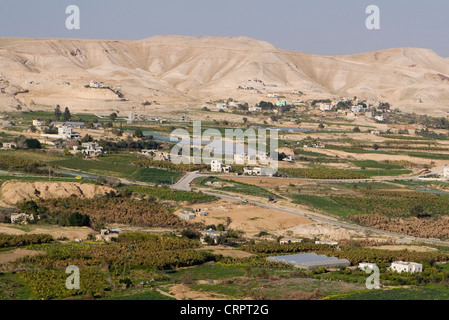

[73,142,104,156]
[303,142,325,149]
[40,122,83,140]
[359,261,423,274]
[31,120,108,156]
[316,99,389,122]
[209,150,295,176]
[210,152,281,176]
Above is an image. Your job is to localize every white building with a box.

[390,261,422,274]
[282,154,295,162]
[352,105,368,113]
[234,153,248,165]
[154,151,170,161]
[267,94,280,98]
[211,160,223,172]
[58,126,80,139]
[315,241,339,246]
[216,103,228,110]
[11,213,35,225]
[178,211,197,221]
[32,120,46,128]
[375,115,386,122]
[319,103,334,111]
[41,126,80,140]
[280,238,303,245]
[2,142,16,149]
[244,167,262,176]
[365,111,376,118]
[210,160,232,173]
[81,142,103,156]
[443,166,449,179]
[89,80,105,88]
[358,263,378,271]
[201,228,221,244]
[50,121,85,129]
[96,229,120,242]
[249,106,262,112]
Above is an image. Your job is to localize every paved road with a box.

[171,171,203,191]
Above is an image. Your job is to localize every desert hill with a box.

[0,36,448,115]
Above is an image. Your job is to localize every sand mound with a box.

[0,181,114,206]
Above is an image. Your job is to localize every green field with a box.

[359,169,412,177]
[290,194,356,217]
[195,176,279,199]
[51,158,181,184]
[290,190,449,218]
[403,152,449,160]
[351,160,403,170]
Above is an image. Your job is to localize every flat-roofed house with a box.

[390,261,422,274]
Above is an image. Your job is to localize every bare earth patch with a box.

[190,199,312,236]
[284,222,366,241]
[221,176,309,188]
[0,248,45,264]
[199,245,254,259]
[168,284,231,300]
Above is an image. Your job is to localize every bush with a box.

[67,212,90,227]
[25,138,41,149]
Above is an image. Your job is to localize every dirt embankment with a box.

[0,248,45,265]
[0,181,115,206]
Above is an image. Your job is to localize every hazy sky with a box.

[1,0,449,56]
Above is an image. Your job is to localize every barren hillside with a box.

[1,35,449,115]
[0,181,114,207]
